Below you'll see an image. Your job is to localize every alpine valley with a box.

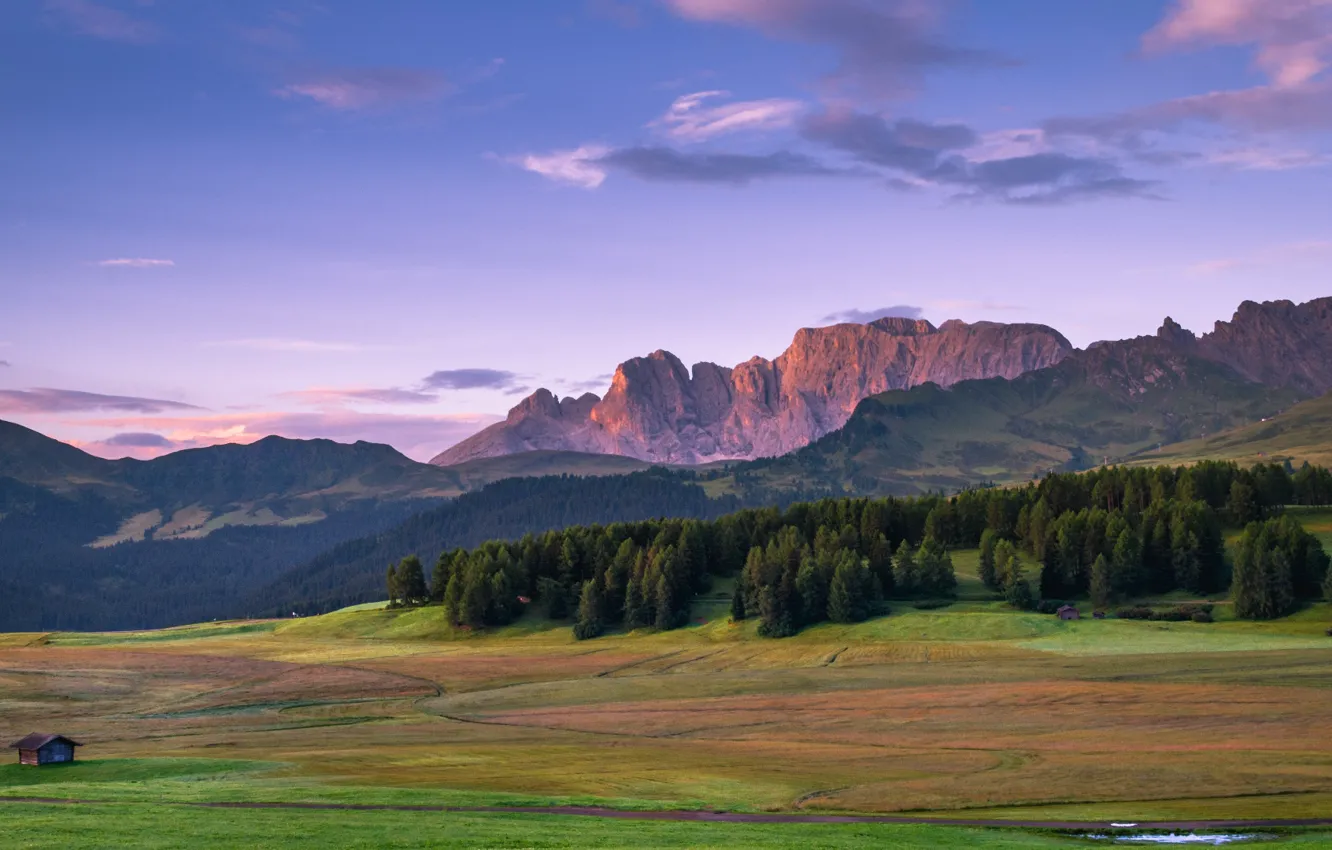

[2,297,1329,630]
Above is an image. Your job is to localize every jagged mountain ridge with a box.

[433,316,1075,465]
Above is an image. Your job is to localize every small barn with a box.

[1056,605,1080,621]
[9,734,81,766]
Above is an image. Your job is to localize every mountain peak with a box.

[431,316,1072,466]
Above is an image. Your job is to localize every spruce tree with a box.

[1090,554,1112,610]
[1232,523,1296,620]
[868,533,895,598]
[398,555,428,606]
[916,538,957,597]
[892,540,918,597]
[1111,528,1142,598]
[654,572,677,630]
[1004,559,1035,611]
[730,582,746,621]
[795,550,829,624]
[573,579,605,640]
[827,553,869,623]
[385,563,400,608]
[978,528,999,591]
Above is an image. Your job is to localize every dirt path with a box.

[1,796,1329,830]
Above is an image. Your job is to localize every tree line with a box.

[386,460,1332,637]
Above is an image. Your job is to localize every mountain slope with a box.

[247,469,747,616]
[707,323,1303,498]
[434,317,1073,465]
[1137,391,1332,468]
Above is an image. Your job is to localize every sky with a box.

[2,0,1330,462]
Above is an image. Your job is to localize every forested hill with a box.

[248,469,748,616]
[376,461,1332,644]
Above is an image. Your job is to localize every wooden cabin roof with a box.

[9,733,81,750]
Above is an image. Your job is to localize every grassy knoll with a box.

[2,518,1331,845]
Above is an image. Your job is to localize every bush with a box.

[1116,606,1155,620]
[1191,612,1213,623]
[1036,599,1066,615]
[911,599,952,610]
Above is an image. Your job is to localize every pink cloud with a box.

[45,0,158,44]
[281,387,440,406]
[64,410,501,462]
[651,90,805,141]
[275,68,452,110]
[1144,0,1332,87]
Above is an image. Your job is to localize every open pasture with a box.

[3,600,1332,826]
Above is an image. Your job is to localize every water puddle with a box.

[1084,835,1272,846]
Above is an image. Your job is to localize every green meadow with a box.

[3,515,1332,847]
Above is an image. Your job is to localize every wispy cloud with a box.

[206,338,372,353]
[73,410,500,462]
[44,0,158,44]
[97,257,174,268]
[598,146,845,184]
[514,145,612,188]
[276,68,452,110]
[103,431,175,448]
[662,0,1013,100]
[822,305,924,324]
[1143,0,1332,88]
[282,387,440,406]
[421,369,528,393]
[0,361,9,368]
[1187,239,1332,276]
[0,388,201,415]
[651,90,805,141]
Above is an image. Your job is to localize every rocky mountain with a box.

[1189,297,1332,395]
[708,316,1310,499]
[433,317,1074,465]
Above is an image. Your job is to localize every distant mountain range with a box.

[0,424,657,630]
[433,317,1073,465]
[432,299,1332,468]
[3,296,1330,630]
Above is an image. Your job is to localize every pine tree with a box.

[573,579,605,640]
[1004,559,1035,611]
[1111,528,1142,598]
[1090,554,1111,610]
[623,573,647,629]
[730,581,746,621]
[892,540,918,597]
[795,550,830,625]
[993,539,1018,588]
[654,572,676,630]
[1232,523,1296,620]
[916,538,957,597]
[537,576,569,620]
[978,528,999,591]
[827,553,870,623]
[398,555,428,606]
[385,563,400,608]
[867,533,895,598]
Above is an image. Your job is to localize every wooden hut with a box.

[1056,605,1081,621]
[9,734,81,766]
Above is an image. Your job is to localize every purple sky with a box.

[2,0,1330,460]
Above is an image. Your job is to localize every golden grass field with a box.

[3,566,1332,830]
[3,512,1332,849]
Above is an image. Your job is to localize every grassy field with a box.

[3,520,1332,847]
[1132,392,1332,469]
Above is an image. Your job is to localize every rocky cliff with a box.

[431,317,1074,465]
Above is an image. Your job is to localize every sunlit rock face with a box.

[431,317,1073,465]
